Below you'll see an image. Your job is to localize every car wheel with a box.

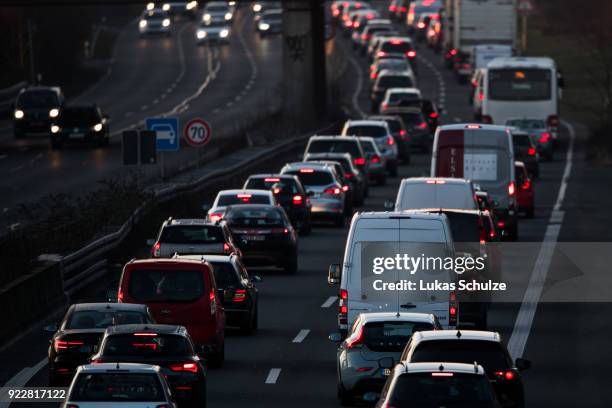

[207,344,224,368]
[337,384,354,406]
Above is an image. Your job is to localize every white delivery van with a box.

[431,123,518,239]
[328,211,459,332]
[476,57,562,136]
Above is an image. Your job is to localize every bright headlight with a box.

[203,13,211,22]
[224,12,232,20]
[93,123,103,132]
[186,1,197,10]
[220,29,229,38]
[139,19,147,28]
[14,109,24,119]
[259,23,270,30]
[51,125,60,134]
[146,2,155,10]
[162,18,171,27]
[253,3,262,12]
[49,108,59,118]
[197,30,207,39]
[162,3,170,11]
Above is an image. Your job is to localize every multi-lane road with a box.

[1,3,611,408]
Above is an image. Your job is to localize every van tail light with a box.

[527,147,536,156]
[353,157,366,166]
[223,242,231,253]
[508,181,516,197]
[406,50,417,58]
[345,325,364,349]
[271,227,290,234]
[54,339,84,352]
[539,132,551,143]
[370,71,379,80]
[521,179,531,190]
[495,370,515,381]
[449,291,458,326]
[386,136,395,145]
[169,362,199,373]
[399,129,407,138]
[118,287,124,302]
[417,121,428,129]
[481,115,493,124]
[292,194,303,205]
[232,289,247,303]
[151,242,161,257]
[370,155,381,164]
[338,289,348,326]
[546,115,559,129]
[324,187,342,195]
[209,213,223,222]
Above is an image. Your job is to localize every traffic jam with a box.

[0,0,592,407]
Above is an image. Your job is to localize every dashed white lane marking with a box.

[265,368,282,384]
[292,329,310,343]
[234,95,241,102]
[125,111,133,117]
[321,296,337,308]
[346,52,366,118]
[507,120,576,359]
[226,101,233,107]
[140,105,148,111]
[0,357,47,408]
[153,99,159,104]
[213,108,220,114]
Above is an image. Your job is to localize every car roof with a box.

[283,161,333,170]
[304,152,352,159]
[395,362,485,376]
[217,189,273,196]
[127,258,209,268]
[175,254,233,263]
[487,56,555,69]
[309,135,355,141]
[378,69,413,77]
[168,218,217,226]
[248,174,297,180]
[401,177,471,185]
[225,203,281,212]
[355,211,449,222]
[387,87,421,93]
[383,106,422,114]
[437,123,508,132]
[105,324,187,336]
[72,303,148,312]
[368,115,401,122]
[358,312,437,324]
[411,330,501,344]
[78,363,162,374]
[405,208,481,216]
[345,119,388,127]
[382,36,413,43]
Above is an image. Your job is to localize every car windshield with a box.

[506,119,546,130]
[160,225,224,244]
[388,373,496,407]
[378,75,414,88]
[102,333,191,356]
[71,373,165,402]
[17,91,58,108]
[363,321,435,352]
[286,170,334,186]
[346,125,387,137]
[410,340,510,372]
[210,261,241,287]
[307,140,362,158]
[245,178,299,195]
[488,68,552,101]
[58,108,100,126]
[128,269,204,303]
[225,208,284,227]
[66,310,148,329]
[218,194,271,206]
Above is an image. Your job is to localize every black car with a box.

[224,204,298,273]
[51,104,110,149]
[384,98,440,133]
[89,324,207,407]
[45,302,155,385]
[511,131,540,178]
[12,86,64,139]
[204,253,260,333]
[243,174,313,235]
[380,106,431,151]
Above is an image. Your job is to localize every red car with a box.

[118,258,226,367]
[516,161,534,218]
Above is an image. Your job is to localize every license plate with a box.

[243,235,265,241]
[381,368,391,377]
[69,133,84,139]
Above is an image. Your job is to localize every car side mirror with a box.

[328,332,343,343]
[383,200,394,210]
[146,238,156,246]
[328,263,341,285]
[378,356,395,369]
[251,274,263,283]
[201,204,211,213]
[44,324,58,333]
[515,358,531,371]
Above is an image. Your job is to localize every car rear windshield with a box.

[384,119,403,133]
[360,140,376,154]
[160,225,224,244]
[390,111,423,126]
[59,108,100,126]
[345,125,387,138]
[244,178,299,195]
[71,373,165,402]
[381,41,413,53]
[506,119,546,130]
[307,139,362,158]
[17,91,58,108]
[102,334,192,356]
[286,170,334,186]
[378,75,414,89]
[128,269,205,303]
[66,310,148,329]
[388,373,496,407]
[378,60,409,72]
[445,212,481,243]
[410,340,510,371]
[217,194,271,206]
[363,321,435,352]
[399,184,475,210]
[389,92,419,103]
[513,134,532,147]
[210,261,241,287]
[226,208,284,227]
[488,68,552,101]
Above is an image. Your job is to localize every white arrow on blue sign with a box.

[145,117,180,152]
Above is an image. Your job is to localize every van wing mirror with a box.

[328,264,341,285]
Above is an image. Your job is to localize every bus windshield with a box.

[488,68,552,101]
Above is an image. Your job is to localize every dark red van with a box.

[117,258,226,367]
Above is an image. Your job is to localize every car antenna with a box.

[116,362,120,370]
[456,330,462,338]
[106,303,111,309]
[438,364,444,372]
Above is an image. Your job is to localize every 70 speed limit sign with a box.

[183,118,211,147]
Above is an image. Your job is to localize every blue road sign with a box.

[145,117,179,152]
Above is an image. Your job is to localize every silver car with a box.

[342,119,399,176]
[280,162,346,227]
[358,136,387,185]
[329,312,441,405]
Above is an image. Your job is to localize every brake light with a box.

[342,185,350,192]
[370,71,378,80]
[345,326,364,349]
[527,147,536,156]
[546,115,559,128]
[299,168,315,173]
[353,157,366,166]
[399,6,407,12]
[390,39,402,45]
[292,194,303,204]
[338,289,348,325]
[417,121,428,129]
[237,194,252,202]
[354,21,360,28]
[508,181,516,197]
[151,241,161,257]
[539,132,551,143]
[449,291,457,326]
[324,187,342,195]
[54,339,84,351]
[209,213,222,222]
[223,242,231,253]
[333,9,340,16]
[479,216,486,244]
[426,179,446,184]
[389,5,396,11]
[264,177,280,182]
[406,50,417,58]
[432,372,454,377]
[450,49,457,56]
[377,51,386,57]
[233,289,247,303]
[481,115,493,124]
[479,90,484,101]
[521,179,531,190]
[386,136,395,145]
[169,362,199,373]
[345,20,353,27]
[370,155,381,164]
[466,124,481,129]
[133,332,158,336]
[417,22,426,29]
[495,370,515,381]
[118,287,124,302]
[497,220,505,228]
[429,112,439,119]
[399,129,407,138]
[361,33,370,40]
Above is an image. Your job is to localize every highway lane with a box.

[0,6,281,224]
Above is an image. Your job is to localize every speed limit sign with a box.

[183,118,211,147]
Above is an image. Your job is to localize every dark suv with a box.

[12,86,64,139]
[51,104,110,149]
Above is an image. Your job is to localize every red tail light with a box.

[54,339,84,352]
[151,241,161,257]
[271,227,290,234]
[495,370,516,381]
[342,185,350,192]
[338,289,348,326]
[479,216,486,244]
[223,242,231,253]
[370,71,378,80]
[521,179,531,190]
[539,132,551,143]
[377,51,386,57]
[264,177,280,182]
[497,220,505,228]
[353,157,366,166]
[400,6,407,12]
[399,129,407,138]
[386,136,395,145]
[118,287,124,302]
[169,362,199,373]
[449,291,458,326]
[292,194,303,204]
[344,172,354,179]
[417,121,428,129]
[449,48,457,56]
[324,187,342,195]
[527,147,536,156]
[209,213,223,222]
[389,5,396,11]
[232,289,247,303]
[406,50,417,58]
[345,326,364,349]
[345,20,353,27]
[481,115,493,124]
[508,181,516,197]
[354,21,360,28]
[478,91,484,101]
[361,33,370,40]
[546,115,559,128]
[429,112,439,119]
[370,155,381,164]
[390,39,403,45]
[333,9,340,17]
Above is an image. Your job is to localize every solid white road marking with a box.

[140,105,148,111]
[346,53,366,118]
[507,120,576,359]
[292,329,310,343]
[265,368,281,384]
[321,296,337,308]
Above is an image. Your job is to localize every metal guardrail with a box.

[57,122,338,297]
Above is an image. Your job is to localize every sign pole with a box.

[521,14,528,55]
[160,152,165,182]
[196,147,200,170]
